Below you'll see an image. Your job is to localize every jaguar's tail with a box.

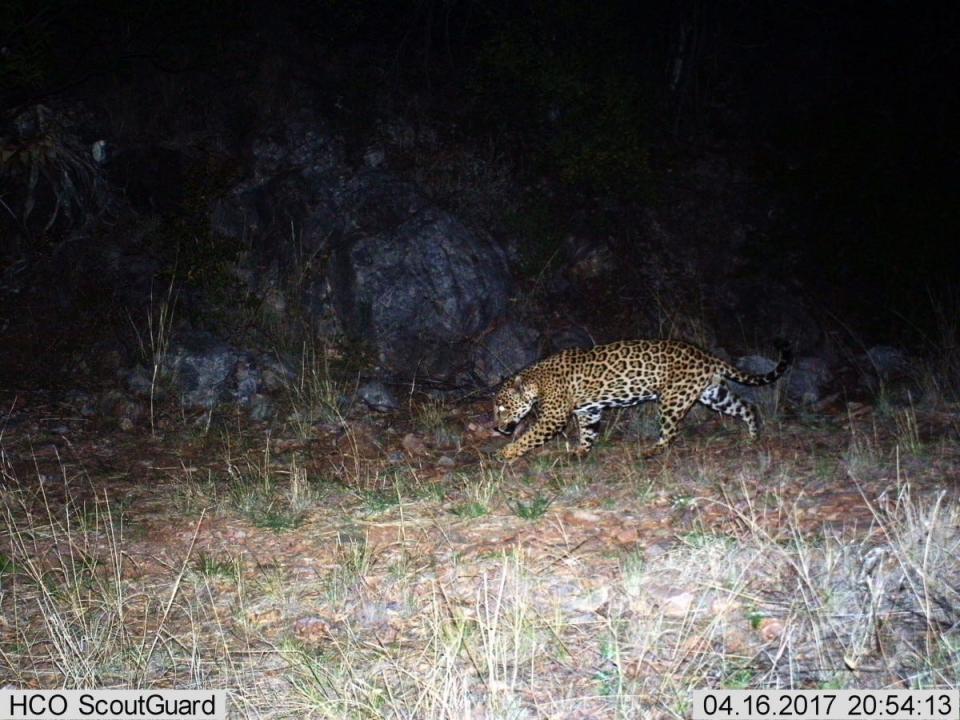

[721,339,793,386]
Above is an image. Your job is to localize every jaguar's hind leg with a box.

[641,391,699,457]
[573,406,603,454]
[699,382,760,438]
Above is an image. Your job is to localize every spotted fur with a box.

[494,339,792,460]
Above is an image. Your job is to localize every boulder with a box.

[472,320,541,386]
[162,331,261,409]
[865,345,910,379]
[329,183,511,377]
[357,379,400,412]
[212,120,516,382]
[786,355,833,404]
[548,326,595,352]
[730,353,783,411]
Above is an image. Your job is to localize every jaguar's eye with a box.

[497,405,505,413]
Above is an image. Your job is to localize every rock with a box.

[730,353,783,410]
[359,600,403,625]
[860,345,919,402]
[209,111,346,330]
[786,355,833,404]
[401,433,428,456]
[721,625,752,654]
[249,111,344,185]
[234,356,260,402]
[548,326,595,352]
[336,169,429,234]
[357,380,400,412]
[87,339,128,376]
[248,394,274,421]
[735,353,778,378]
[293,616,334,644]
[566,237,616,280]
[758,617,785,642]
[663,591,697,618]
[644,583,697,618]
[209,189,261,241]
[643,541,673,560]
[164,331,236,408]
[710,597,741,618]
[472,321,541,386]
[100,390,145,427]
[256,352,296,392]
[562,509,602,526]
[211,113,515,382]
[65,389,97,417]
[125,365,155,397]
[567,584,610,614]
[614,526,640,545]
[330,192,511,378]
[162,331,261,409]
[363,146,386,168]
[245,602,282,627]
[99,245,163,308]
[865,345,910,377]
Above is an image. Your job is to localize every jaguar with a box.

[494,339,792,460]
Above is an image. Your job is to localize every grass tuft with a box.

[226,442,322,531]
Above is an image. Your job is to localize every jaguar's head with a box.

[493,376,538,435]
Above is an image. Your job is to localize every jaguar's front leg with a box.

[497,411,568,461]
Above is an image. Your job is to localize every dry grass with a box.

[282,341,352,438]
[128,275,179,436]
[0,470,277,707]
[225,441,325,531]
[2,381,958,717]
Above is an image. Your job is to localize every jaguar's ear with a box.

[512,376,525,390]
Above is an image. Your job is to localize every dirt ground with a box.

[2,391,958,718]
